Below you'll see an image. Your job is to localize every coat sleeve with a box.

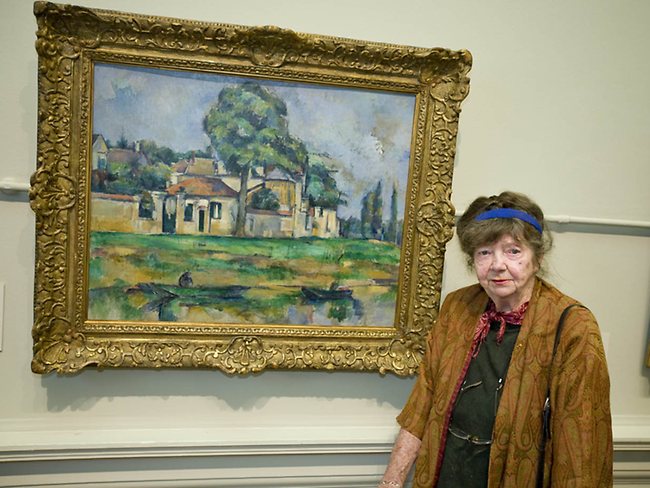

[396,334,435,439]
[549,306,613,487]
[396,292,454,439]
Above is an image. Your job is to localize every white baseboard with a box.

[1,417,649,487]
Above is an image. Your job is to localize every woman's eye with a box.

[507,248,521,255]
[476,249,491,257]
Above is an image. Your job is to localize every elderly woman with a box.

[379,191,612,488]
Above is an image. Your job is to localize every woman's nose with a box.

[490,252,506,270]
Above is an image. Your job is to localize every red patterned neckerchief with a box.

[471,299,529,357]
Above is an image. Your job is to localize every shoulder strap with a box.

[536,303,584,488]
[551,304,580,359]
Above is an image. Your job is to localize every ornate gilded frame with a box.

[30,1,471,375]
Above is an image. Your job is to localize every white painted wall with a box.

[1,0,649,485]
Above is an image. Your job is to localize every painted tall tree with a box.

[360,180,384,240]
[360,191,374,239]
[371,180,383,239]
[385,183,399,244]
[203,82,307,236]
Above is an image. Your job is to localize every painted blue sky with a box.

[93,63,416,219]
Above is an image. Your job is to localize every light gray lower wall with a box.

[1,423,649,488]
[1,444,649,488]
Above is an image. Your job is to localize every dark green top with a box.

[436,321,521,487]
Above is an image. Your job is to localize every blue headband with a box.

[474,208,543,234]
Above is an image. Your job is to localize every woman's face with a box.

[473,233,539,312]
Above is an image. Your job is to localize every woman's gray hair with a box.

[456,191,553,271]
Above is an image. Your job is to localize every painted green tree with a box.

[203,82,307,236]
[250,187,280,211]
[305,154,345,209]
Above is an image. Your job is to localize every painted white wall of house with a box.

[1,0,649,485]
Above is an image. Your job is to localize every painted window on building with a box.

[184,203,194,222]
[210,201,222,219]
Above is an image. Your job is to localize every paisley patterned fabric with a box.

[397,278,613,487]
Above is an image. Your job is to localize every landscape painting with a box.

[89,63,416,327]
[32,4,470,374]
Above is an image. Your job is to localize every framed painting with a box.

[30,1,472,375]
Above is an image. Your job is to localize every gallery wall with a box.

[1,0,649,486]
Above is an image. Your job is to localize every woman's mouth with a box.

[491,279,510,285]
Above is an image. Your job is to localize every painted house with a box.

[91,134,108,170]
[170,156,220,184]
[165,177,238,235]
[246,166,308,238]
[244,165,338,239]
[310,206,339,239]
[107,146,150,170]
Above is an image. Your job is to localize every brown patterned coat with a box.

[397,278,613,487]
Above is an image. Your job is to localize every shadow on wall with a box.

[0,189,30,204]
[547,222,650,238]
[639,254,650,397]
[40,368,415,412]
[642,269,650,393]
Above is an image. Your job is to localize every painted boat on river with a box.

[133,282,250,300]
[301,286,353,300]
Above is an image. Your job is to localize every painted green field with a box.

[88,232,401,326]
